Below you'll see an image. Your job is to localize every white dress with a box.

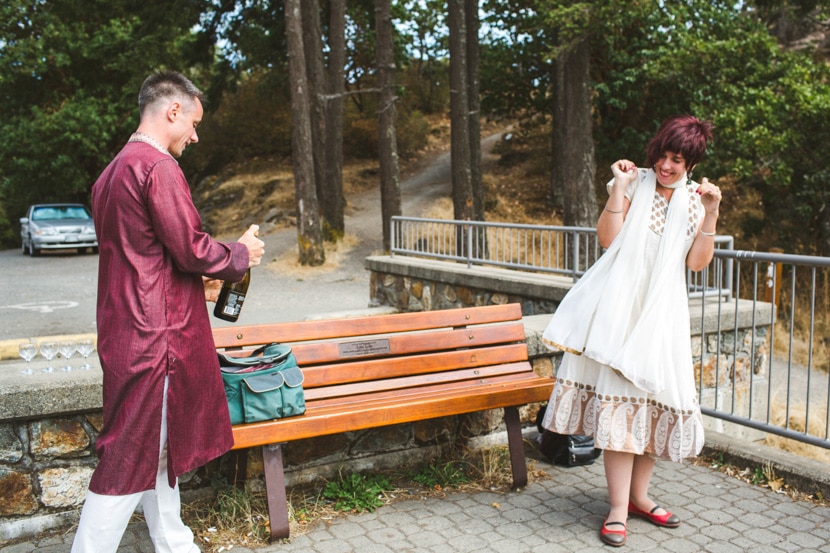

[540,168,705,462]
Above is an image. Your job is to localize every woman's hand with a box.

[696,177,722,214]
[611,159,638,189]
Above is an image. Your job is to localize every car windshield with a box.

[31,206,91,221]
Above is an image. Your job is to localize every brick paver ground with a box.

[4,456,829,553]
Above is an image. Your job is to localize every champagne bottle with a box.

[213,269,250,322]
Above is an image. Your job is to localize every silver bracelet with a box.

[699,230,716,236]
[604,206,623,214]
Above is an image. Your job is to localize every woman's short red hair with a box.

[645,115,714,169]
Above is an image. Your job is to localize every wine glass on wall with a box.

[76,338,95,370]
[58,340,77,372]
[39,341,58,373]
[18,341,38,375]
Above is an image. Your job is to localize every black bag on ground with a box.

[534,405,602,467]
[218,343,306,425]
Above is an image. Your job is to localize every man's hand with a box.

[203,277,222,303]
[238,224,265,268]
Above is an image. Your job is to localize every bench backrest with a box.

[213,304,530,397]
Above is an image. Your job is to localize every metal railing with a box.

[699,249,830,450]
[391,216,600,280]
[389,216,830,450]
[391,215,734,296]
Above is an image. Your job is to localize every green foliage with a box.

[479,0,552,118]
[322,471,393,513]
[750,465,771,486]
[2,0,828,254]
[629,1,830,252]
[410,460,470,489]
[396,0,450,114]
[0,0,215,246]
[180,71,294,180]
[480,0,830,254]
[340,94,430,160]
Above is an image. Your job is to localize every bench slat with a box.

[300,343,529,388]
[307,366,546,409]
[304,361,535,400]
[289,322,526,365]
[231,374,552,449]
[213,304,523,348]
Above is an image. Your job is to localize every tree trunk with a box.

[466,0,483,222]
[551,35,597,229]
[301,0,328,235]
[323,0,346,240]
[286,0,325,265]
[448,0,473,256]
[375,0,402,252]
[465,0,487,259]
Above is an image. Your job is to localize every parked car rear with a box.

[20,203,98,256]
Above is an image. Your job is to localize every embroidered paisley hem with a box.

[544,377,704,463]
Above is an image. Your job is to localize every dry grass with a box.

[763,401,830,464]
[768,272,830,370]
[195,159,384,240]
[265,232,362,276]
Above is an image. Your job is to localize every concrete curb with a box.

[703,430,830,500]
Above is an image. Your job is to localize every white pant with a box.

[71,377,199,553]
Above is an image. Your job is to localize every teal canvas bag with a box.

[218,343,306,425]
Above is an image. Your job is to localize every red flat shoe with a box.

[628,501,681,528]
[600,520,626,547]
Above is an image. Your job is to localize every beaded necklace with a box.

[128,132,170,156]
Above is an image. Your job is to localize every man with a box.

[71,71,264,553]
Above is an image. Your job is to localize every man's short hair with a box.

[138,71,204,116]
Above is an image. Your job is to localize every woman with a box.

[540,115,721,547]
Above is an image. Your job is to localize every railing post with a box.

[764,247,784,309]
[571,229,580,282]
[390,216,397,257]
[466,223,473,268]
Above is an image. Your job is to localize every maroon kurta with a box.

[89,142,248,495]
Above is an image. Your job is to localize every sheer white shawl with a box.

[542,169,696,394]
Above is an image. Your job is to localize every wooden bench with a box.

[212,303,553,541]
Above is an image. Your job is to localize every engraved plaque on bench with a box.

[338,338,391,358]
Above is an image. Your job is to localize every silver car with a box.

[20,203,98,256]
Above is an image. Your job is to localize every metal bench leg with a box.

[504,406,528,489]
[230,450,248,487]
[262,443,290,541]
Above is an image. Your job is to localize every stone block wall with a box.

[0,416,97,518]
[370,271,558,316]
[693,327,769,389]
